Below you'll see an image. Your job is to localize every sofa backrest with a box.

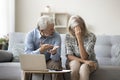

[60,34,67,68]
[8,32,26,62]
[8,32,67,68]
[8,32,120,66]
[95,35,120,66]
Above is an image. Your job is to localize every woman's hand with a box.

[74,26,82,39]
[84,60,97,70]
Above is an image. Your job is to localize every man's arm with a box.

[24,32,40,54]
[50,34,61,61]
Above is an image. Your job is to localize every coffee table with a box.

[22,69,71,80]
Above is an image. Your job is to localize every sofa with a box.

[0,32,120,80]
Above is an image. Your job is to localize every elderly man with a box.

[25,15,62,80]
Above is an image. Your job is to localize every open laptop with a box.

[19,54,49,72]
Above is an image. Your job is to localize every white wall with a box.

[15,0,120,35]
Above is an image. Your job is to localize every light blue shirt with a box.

[25,28,61,61]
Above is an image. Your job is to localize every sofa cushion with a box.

[60,34,66,68]
[96,57,112,66]
[0,50,13,62]
[0,62,21,80]
[8,32,26,62]
[111,36,120,65]
[95,35,120,66]
[111,36,120,45]
[111,44,120,65]
[95,35,112,65]
[10,43,25,62]
[95,35,111,57]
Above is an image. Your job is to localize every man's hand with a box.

[40,44,53,53]
[47,46,59,55]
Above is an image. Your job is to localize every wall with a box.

[15,0,120,35]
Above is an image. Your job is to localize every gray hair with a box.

[68,15,83,29]
[67,15,88,36]
[37,15,54,30]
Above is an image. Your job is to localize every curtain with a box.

[0,0,15,37]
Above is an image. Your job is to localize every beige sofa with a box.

[0,32,120,80]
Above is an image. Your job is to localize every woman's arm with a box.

[67,54,97,70]
[75,26,88,60]
[67,54,86,63]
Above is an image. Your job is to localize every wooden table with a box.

[22,70,71,80]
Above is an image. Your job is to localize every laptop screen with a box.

[19,54,48,71]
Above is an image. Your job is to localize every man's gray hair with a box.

[37,15,54,30]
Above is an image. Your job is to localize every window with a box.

[0,0,15,37]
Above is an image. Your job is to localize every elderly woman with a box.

[65,15,98,80]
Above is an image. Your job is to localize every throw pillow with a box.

[0,50,13,62]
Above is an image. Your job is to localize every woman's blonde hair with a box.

[67,15,88,37]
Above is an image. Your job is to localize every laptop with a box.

[19,54,49,71]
